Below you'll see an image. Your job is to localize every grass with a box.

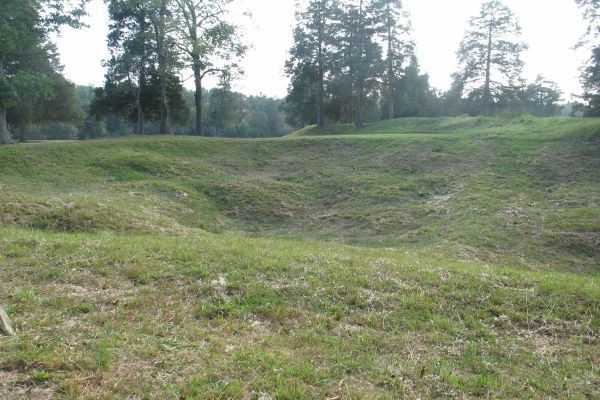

[0,116,598,398]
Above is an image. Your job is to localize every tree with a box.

[147,0,177,134]
[575,0,599,46]
[283,64,318,128]
[0,0,87,144]
[286,0,332,127]
[286,0,436,126]
[92,67,189,134]
[207,85,236,136]
[172,0,246,136]
[391,56,439,118]
[520,76,562,117]
[452,0,527,116]
[8,72,81,142]
[370,0,412,120]
[580,47,600,116]
[105,0,149,135]
[328,0,382,127]
[576,0,600,116]
[97,0,188,135]
[349,0,383,127]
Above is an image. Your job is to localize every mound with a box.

[0,117,598,398]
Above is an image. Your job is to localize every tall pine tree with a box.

[329,0,382,127]
[452,0,527,116]
[370,0,412,120]
[97,0,187,135]
[285,0,332,127]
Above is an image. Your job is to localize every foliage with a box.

[285,0,332,127]
[370,0,413,120]
[519,76,563,117]
[389,56,440,118]
[0,0,87,143]
[575,0,599,46]
[80,85,289,137]
[98,0,189,135]
[285,0,438,128]
[451,0,527,115]
[581,46,600,116]
[207,85,238,136]
[576,0,600,116]
[7,72,81,135]
[0,76,17,109]
[206,91,291,138]
[172,0,246,135]
[282,64,318,128]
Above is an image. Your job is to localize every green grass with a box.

[0,116,598,398]
[293,115,600,137]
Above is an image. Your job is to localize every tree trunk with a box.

[160,75,169,134]
[387,3,394,120]
[347,80,353,124]
[347,44,354,124]
[156,2,170,135]
[186,4,203,136]
[136,14,146,136]
[0,60,12,144]
[136,92,144,135]
[484,24,493,116]
[317,41,324,127]
[19,126,26,143]
[356,83,363,128]
[355,0,364,128]
[316,9,325,127]
[194,65,203,136]
[0,106,10,144]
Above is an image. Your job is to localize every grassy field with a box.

[0,116,599,398]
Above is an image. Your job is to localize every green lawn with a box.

[0,116,598,398]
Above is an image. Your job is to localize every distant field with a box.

[0,117,599,398]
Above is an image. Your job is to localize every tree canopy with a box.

[0,0,586,145]
[451,0,527,116]
[576,0,600,116]
[0,0,88,143]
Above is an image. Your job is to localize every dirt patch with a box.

[0,371,56,400]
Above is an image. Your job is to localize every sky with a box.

[56,0,589,100]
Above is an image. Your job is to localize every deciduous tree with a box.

[0,0,87,144]
[172,0,246,136]
[371,0,412,120]
[520,76,562,117]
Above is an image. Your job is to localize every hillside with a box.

[0,117,599,398]
[292,115,600,137]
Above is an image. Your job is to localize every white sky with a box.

[56,0,589,100]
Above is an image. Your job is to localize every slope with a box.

[1,117,598,272]
[0,117,599,398]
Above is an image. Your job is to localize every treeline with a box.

[284,0,599,128]
[0,0,291,142]
[22,86,290,140]
[0,0,598,145]
[90,0,245,137]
